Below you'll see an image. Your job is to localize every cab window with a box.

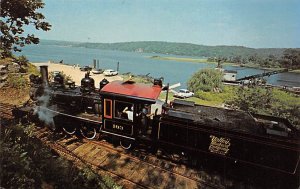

[114,100,134,121]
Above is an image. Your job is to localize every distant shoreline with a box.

[148,56,300,73]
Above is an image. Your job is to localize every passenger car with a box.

[103,69,118,76]
[173,89,194,98]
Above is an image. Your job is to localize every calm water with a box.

[17,44,300,88]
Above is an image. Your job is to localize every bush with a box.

[0,123,120,189]
[7,74,28,89]
[187,68,223,92]
[27,63,40,75]
[226,86,300,128]
[15,55,29,66]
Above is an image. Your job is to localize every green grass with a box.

[195,86,237,105]
[272,88,300,106]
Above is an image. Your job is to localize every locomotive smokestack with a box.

[40,65,49,87]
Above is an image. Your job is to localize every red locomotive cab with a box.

[99,80,162,149]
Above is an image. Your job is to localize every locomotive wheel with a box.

[80,125,97,140]
[62,126,76,135]
[120,139,133,150]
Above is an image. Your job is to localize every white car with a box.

[173,89,194,98]
[103,69,118,76]
[91,69,104,74]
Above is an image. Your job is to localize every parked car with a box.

[173,89,194,98]
[103,69,118,76]
[80,66,92,71]
[92,69,104,74]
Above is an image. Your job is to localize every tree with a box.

[281,49,300,69]
[187,68,223,92]
[227,86,273,113]
[0,0,51,58]
[226,87,300,129]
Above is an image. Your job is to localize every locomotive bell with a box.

[153,78,163,87]
[81,72,95,93]
[29,74,42,84]
[100,78,109,89]
[54,73,64,87]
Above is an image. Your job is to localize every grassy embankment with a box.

[0,58,37,105]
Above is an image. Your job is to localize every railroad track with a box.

[87,139,224,188]
[32,126,224,189]
[2,103,224,188]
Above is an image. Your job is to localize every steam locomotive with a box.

[14,65,300,179]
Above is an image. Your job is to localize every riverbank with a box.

[32,62,123,86]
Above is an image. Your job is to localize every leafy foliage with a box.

[280,49,300,69]
[226,87,300,128]
[209,49,300,70]
[187,68,223,92]
[7,74,28,89]
[227,87,273,113]
[270,89,300,127]
[0,0,51,58]
[0,123,120,189]
[14,55,29,66]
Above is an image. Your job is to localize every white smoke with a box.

[33,90,55,129]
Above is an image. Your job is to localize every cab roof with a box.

[100,81,162,101]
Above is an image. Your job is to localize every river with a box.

[16,44,300,89]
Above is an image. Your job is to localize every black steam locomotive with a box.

[14,65,300,179]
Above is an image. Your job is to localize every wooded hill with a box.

[41,40,294,58]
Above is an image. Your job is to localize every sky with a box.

[30,0,300,48]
